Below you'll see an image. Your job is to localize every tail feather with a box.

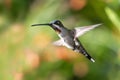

[74,39,95,62]
[78,49,95,62]
[85,53,95,62]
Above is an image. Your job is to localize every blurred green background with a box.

[0,0,120,80]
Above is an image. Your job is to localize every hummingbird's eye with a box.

[52,20,62,26]
[56,21,60,25]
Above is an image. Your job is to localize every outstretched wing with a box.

[53,39,64,46]
[73,24,102,38]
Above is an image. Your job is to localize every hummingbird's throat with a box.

[54,28,61,33]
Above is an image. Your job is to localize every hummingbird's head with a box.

[50,20,63,27]
[31,20,64,33]
[49,20,64,33]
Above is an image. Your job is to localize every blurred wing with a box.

[73,24,102,38]
[53,39,64,46]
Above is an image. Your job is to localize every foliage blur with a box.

[0,0,120,80]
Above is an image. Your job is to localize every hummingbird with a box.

[31,20,101,62]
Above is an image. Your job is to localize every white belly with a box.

[63,41,73,49]
[58,34,74,49]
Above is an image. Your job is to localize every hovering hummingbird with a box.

[31,20,101,62]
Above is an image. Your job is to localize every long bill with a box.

[31,23,50,27]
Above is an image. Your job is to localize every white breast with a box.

[58,34,73,49]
